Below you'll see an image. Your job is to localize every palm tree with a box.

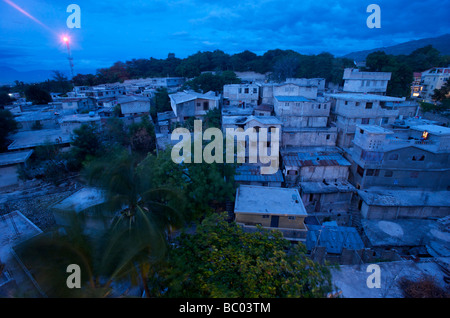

[83,148,186,296]
[16,149,185,297]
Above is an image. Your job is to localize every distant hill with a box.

[343,33,450,61]
[0,66,95,86]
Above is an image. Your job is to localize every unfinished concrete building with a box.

[342,68,391,95]
[326,93,405,148]
[346,124,450,191]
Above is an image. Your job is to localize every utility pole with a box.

[63,36,74,79]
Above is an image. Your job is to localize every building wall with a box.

[360,202,450,219]
[282,129,337,147]
[120,101,151,115]
[349,146,450,190]
[223,84,259,106]
[235,212,306,229]
[0,165,19,188]
[301,191,353,214]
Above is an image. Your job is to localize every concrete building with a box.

[326,93,405,148]
[118,95,151,117]
[357,190,450,219]
[234,185,308,242]
[14,110,60,131]
[61,97,97,114]
[223,83,260,107]
[156,111,177,134]
[282,151,351,186]
[234,164,284,187]
[260,82,318,105]
[7,129,72,152]
[419,67,450,101]
[346,124,450,190]
[169,91,221,123]
[343,68,391,94]
[59,113,102,135]
[299,181,356,223]
[410,72,423,98]
[0,150,33,188]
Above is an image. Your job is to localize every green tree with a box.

[149,213,332,298]
[432,78,450,101]
[0,92,15,107]
[69,124,101,169]
[24,85,52,104]
[0,109,18,151]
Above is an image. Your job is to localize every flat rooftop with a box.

[222,115,282,126]
[52,187,106,213]
[234,185,307,216]
[325,92,405,102]
[331,260,448,298]
[361,218,450,250]
[356,124,394,134]
[0,150,33,166]
[300,181,356,194]
[8,129,72,150]
[410,124,450,136]
[358,189,450,207]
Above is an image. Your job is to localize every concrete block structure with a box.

[234,185,308,242]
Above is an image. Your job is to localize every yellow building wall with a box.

[235,213,306,229]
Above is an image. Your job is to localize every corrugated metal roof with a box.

[235,165,284,182]
[306,225,364,254]
[283,152,351,167]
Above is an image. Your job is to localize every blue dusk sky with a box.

[0,0,449,73]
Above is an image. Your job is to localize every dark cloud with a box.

[1,0,449,71]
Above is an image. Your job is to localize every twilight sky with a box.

[1,0,449,74]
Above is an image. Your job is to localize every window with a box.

[203,102,209,110]
[359,129,364,134]
[287,170,298,176]
[356,102,360,106]
[285,102,290,106]
[388,154,399,160]
[361,118,370,124]
[262,215,270,219]
[253,88,257,94]
[197,102,201,107]
[357,165,364,177]
[382,117,389,124]
[318,104,321,109]
[412,155,425,161]
[344,101,348,105]
[244,88,249,94]
[288,216,296,220]
[365,102,373,109]
[238,88,242,93]
[384,171,393,177]
[324,104,327,109]
[366,169,379,177]
[326,134,331,140]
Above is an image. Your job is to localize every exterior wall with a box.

[273,83,318,100]
[0,165,19,188]
[360,202,450,219]
[17,118,59,131]
[343,68,390,94]
[348,145,450,190]
[301,191,353,214]
[223,84,259,106]
[120,100,151,115]
[285,165,349,185]
[235,212,306,229]
[282,128,337,147]
[236,180,282,188]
